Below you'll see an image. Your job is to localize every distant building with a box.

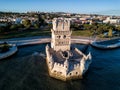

[15,18,22,24]
[103,17,120,24]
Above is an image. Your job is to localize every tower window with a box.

[63,35,66,39]
[54,70,56,73]
[57,36,61,39]
[60,72,62,74]
[76,72,78,74]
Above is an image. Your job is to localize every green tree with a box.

[48,23,52,28]
[0,26,5,33]
[22,19,31,29]
[108,29,113,38]
[10,24,18,30]
[0,42,10,53]
[116,25,120,36]
[17,24,24,28]
[34,23,39,29]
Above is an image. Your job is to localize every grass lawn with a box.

[0,29,92,39]
[0,29,51,39]
[72,30,92,37]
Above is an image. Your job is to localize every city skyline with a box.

[0,0,120,15]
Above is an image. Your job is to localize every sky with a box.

[0,0,120,15]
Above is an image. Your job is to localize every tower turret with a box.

[64,59,69,75]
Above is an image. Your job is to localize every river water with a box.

[0,43,120,90]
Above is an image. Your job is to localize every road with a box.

[0,36,94,46]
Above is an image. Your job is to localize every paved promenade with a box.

[0,36,94,46]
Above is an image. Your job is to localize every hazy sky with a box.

[0,0,120,15]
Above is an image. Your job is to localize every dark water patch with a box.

[97,38,120,45]
[0,43,120,90]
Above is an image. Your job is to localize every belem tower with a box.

[46,18,92,81]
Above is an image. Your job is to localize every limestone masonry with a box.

[46,18,92,81]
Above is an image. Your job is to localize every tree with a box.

[17,24,24,28]
[10,24,18,30]
[108,29,113,38]
[0,26,5,33]
[116,25,120,36]
[48,23,52,28]
[34,23,39,29]
[22,19,31,29]
[0,42,10,53]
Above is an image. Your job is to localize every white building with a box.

[103,17,120,24]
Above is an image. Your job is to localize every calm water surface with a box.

[0,43,120,90]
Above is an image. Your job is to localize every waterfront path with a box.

[0,36,93,46]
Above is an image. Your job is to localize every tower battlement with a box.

[52,18,70,31]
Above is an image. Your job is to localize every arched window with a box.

[63,35,66,39]
[60,72,62,74]
[57,35,61,39]
[76,72,78,74]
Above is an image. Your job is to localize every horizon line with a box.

[0,10,120,16]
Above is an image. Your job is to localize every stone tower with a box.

[51,18,72,51]
[46,18,92,81]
